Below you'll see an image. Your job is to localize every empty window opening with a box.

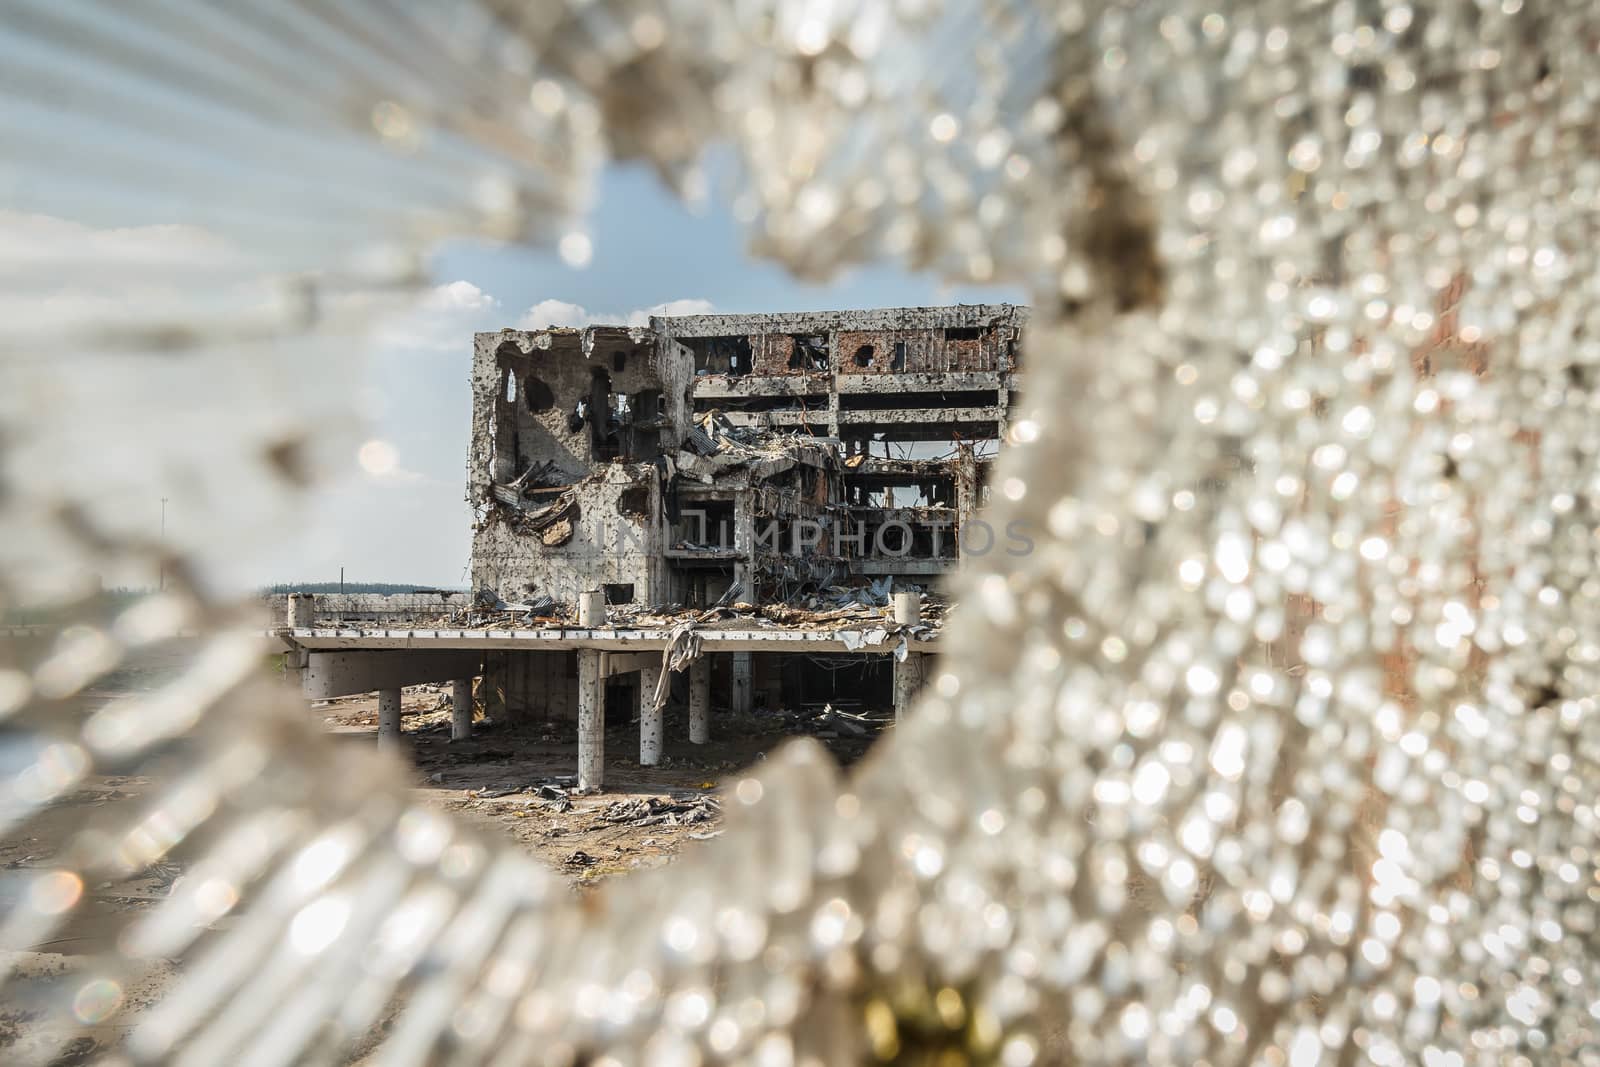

[612,350,627,372]
[838,388,995,411]
[692,393,812,414]
[873,522,912,556]
[603,583,635,605]
[946,327,983,341]
[505,372,517,403]
[891,341,907,371]
[617,487,649,517]
[686,336,754,376]
[853,343,875,367]
[673,498,735,548]
[523,376,555,412]
[590,368,620,459]
[788,334,831,372]
[630,388,662,423]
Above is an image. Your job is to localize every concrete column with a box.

[451,678,474,741]
[578,590,606,627]
[283,648,306,696]
[688,657,710,744]
[893,591,923,626]
[893,653,924,724]
[732,493,757,600]
[377,688,402,749]
[287,593,315,628]
[826,335,840,438]
[954,445,979,542]
[730,651,753,715]
[639,665,663,766]
[577,650,604,791]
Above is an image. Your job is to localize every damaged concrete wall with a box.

[472,462,663,609]
[469,304,1027,610]
[263,592,468,624]
[471,323,678,609]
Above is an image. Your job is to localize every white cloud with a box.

[515,297,716,330]
[517,298,593,329]
[374,280,503,352]
[425,279,499,312]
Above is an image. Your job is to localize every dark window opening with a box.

[692,393,814,414]
[891,341,907,371]
[788,334,831,372]
[685,336,754,376]
[672,565,737,609]
[603,583,635,605]
[838,388,996,411]
[946,327,983,341]
[523,376,555,412]
[590,368,620,459]
[853,344,875,367]
[612,350,627,372]
[674,498,735,549]
[617,487,649,517]
[631,388,663,423]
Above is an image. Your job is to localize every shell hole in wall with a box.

[788,335,830,371]
[616,487,649,518]
[523,376,555,412]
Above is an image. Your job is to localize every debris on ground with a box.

[596,795,720,828]
[315,681,892,889]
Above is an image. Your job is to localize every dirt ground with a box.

[0,647,890,1060]
[315,682,887,885]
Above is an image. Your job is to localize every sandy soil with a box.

[315,683,885,885]
[0,647,889,1061]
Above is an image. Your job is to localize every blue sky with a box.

[250,161,1021,589]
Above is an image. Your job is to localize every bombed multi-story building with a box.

[274,305,1028,792]
[468,304,1027,610]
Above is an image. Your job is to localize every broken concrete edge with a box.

[469,303,1022,616]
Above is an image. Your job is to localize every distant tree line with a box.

[262,582,466,595]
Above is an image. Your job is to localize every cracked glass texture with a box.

[1,2,1598,1065]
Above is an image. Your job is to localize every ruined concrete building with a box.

[275,305,1027,791]
[469,304,1027,610]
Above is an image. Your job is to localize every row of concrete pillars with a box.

[576,652,735,792]
[359,648,758,790]
[375,677,476,752]
[567,591,924,792]
[293,590,927,793]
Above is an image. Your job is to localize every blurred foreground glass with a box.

[1,2,1596,1065]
